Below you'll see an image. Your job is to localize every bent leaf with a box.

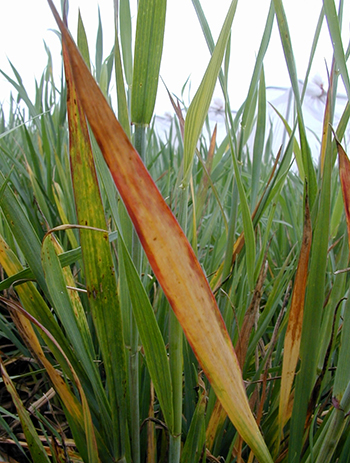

[47,2,273,461]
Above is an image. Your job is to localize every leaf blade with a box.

[323,0,350,100]
[62,33,129,459]
[183,0,238,186]
[131,0,167,125]
[278,191,312,443]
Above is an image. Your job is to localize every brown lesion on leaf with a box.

[87,286,98,299]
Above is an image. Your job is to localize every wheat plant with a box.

[0,1,350,462]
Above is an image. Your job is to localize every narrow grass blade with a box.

[95,8,103,82]
[114,11,131,137]
[180,388,206,463]
[300,6,324,105]
[323,0,350,100]
[230,143,256,291]
[320,59,336,175]
[241,0,275,132]
[47,3,273,461]
[119,0,133,87]
[77,10,91,69]
[131,0,167,125]
[269,103,304,178]
[0,358,51,463]
[191,0,215,52]
[273,0,317,206]
[118,231,174,432]
[191,0,234,131]
[278,191,312,443]
[251,67,267,211]
[183,0,238,186]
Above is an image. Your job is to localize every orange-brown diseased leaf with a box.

[278,192,312,441]
[47,2,273,461]
[337,139,350,256]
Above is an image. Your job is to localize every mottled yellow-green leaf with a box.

[62,30,128,459]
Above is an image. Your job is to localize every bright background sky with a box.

[0,1,349,126]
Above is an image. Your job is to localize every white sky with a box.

[0,0,349,119]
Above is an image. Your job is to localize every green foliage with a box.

[0,1,350,462]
